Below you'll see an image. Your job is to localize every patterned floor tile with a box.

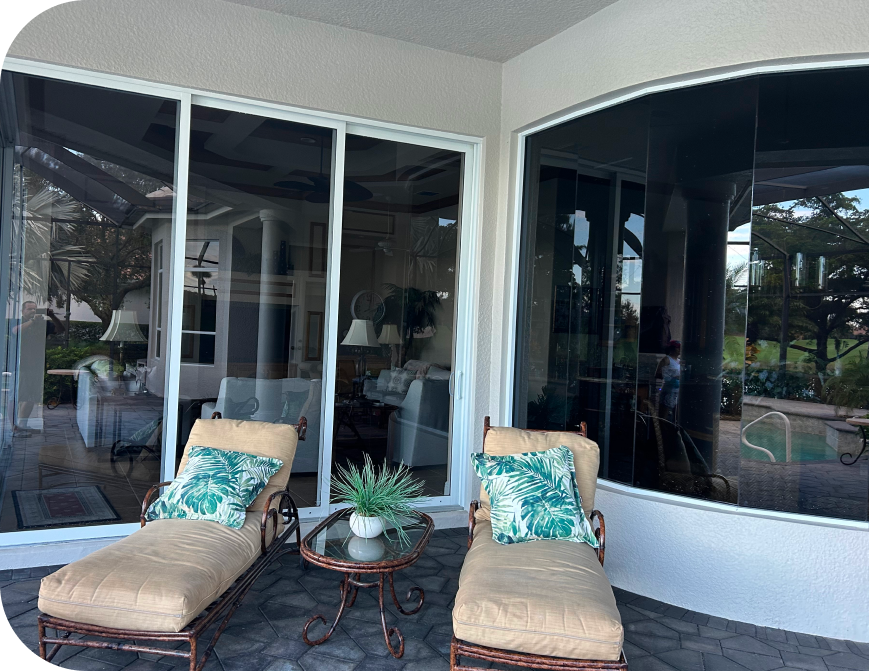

[3,532,866,671]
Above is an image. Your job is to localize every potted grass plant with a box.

[331,454,424,543]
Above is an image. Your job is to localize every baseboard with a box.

[0,506,468,570]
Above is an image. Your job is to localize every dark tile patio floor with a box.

[2,526,869,671]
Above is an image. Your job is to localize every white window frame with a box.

[502,54,869,532]
[180,238,220,366]
[0,57,483,546]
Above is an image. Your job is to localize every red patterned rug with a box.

[12,485,120,529]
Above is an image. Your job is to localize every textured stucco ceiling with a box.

[223,0,619,62]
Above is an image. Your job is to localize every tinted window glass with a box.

[515,67,869,522]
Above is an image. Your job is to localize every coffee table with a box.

[300,507,434,658]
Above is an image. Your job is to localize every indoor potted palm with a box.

[331,454,424,543]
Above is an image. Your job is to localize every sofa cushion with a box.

[177,419,298,513]
[388,369,415,394]
[425,366,451,380]
[453,520,622,661]
[477,427,599,520]
[38,512,280,632]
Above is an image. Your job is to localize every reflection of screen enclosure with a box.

[515,67,869,522]
[0,73,176,533]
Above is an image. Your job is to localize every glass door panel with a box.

[331,134,463,499]
[0,73,177,533]
[177,105,334,509]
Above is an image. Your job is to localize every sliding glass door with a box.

[0,72,179,535]
[330,134,464,500]
[175,104,337,509]
[0,66,479,543]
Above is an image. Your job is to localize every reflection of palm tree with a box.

[15,175,93,299]
[407,216,457,283]
[383,284,441,362]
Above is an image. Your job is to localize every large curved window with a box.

[515,67,869,522]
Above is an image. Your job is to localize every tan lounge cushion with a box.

[477,427,600,521]
[38,512,280,632]
[177,418,298,513]
[453,520,622,661]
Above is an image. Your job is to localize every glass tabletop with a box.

[304,508,432,566]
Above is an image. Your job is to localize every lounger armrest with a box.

[261,489,299,554]
[140,481,172,527]
[294,416,307,441]
[590,509,605,566]
[468,500,480,549]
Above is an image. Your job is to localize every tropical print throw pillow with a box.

[146,446,283,529]
[471,446,599,547]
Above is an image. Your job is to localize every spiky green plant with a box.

[331,454,424,544]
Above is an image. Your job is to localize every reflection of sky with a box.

[767,188,869,219]
[728,222,750,285]
[572,210,589,285]
[624,213,644,257]
[572,210,589,248]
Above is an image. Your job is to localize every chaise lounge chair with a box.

[451,417,627,671]
[35,415,307,671]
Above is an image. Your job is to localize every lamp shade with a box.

[341,319,379,348]
[100,310,147,343]
[377,323,402,345]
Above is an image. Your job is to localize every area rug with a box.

[12,485,120,529]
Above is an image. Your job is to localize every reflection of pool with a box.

[742,425,837,462]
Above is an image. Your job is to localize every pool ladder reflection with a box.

[741,411,792,462]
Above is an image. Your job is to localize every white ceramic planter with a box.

[349,512,384,538]
[347,535,386,561]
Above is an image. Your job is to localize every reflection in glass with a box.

[332,135,462,499]
[515,68,869,521]
[515,99,649,484]
[740,68,869,520]
[0,73,175,531]
[635,78,757,503]
[177,108,333,508]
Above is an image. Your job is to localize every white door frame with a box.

[0,58,483,547]
[326,124,481,513]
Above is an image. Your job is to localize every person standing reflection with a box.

[12,301,66,436]
[655,340,681,423]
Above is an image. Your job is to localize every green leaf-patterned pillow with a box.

[471,446,599,548]
[146,446,283,529]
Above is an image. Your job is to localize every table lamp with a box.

[341,319,380,390]
[378,323,402,368]
[100,309,147,376]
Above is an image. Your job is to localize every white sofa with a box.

[76,363,139,449]
[201,377,321,473]
[363,362,452,469]
[386,377,450,468]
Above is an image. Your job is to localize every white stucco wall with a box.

[496,0,869,643]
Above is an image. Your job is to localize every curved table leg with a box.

[303,571,354,646]
[387,571,424,615]
[841,426,869,466]
[343,572,360,608]
[378,573,405,658]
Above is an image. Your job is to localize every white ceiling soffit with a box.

[224,0,619,63]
